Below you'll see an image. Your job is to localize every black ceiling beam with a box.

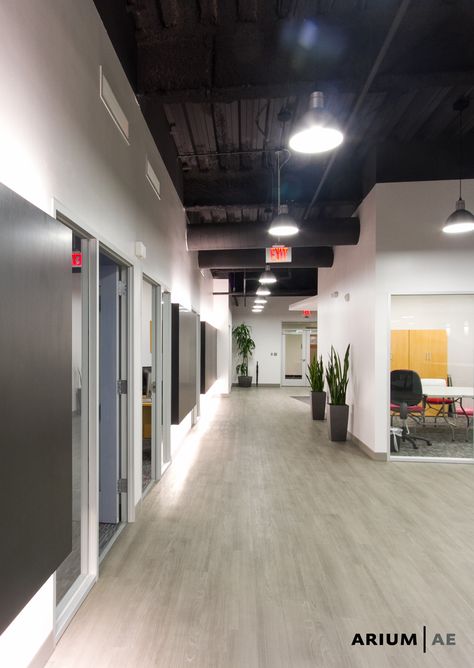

[186,201,358,222]
[198,247,334,269]
[186,219,360,251]
[137,70,474,104]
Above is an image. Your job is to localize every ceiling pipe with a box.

[186,219,359,251]
[198,247,334,269]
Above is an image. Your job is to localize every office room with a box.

[390,293,474,459]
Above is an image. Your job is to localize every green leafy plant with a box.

[325,344,350,405]
[232,323,256,376]
[306,355,324,392]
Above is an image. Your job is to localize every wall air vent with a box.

[99,66,129,143]
[146,159,161,200]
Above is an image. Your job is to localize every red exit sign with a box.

[265,246,292,263]
[71,252,82,268]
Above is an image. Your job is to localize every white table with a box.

[421,384,474,440]
[421,385,474,399]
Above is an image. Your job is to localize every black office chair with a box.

[391,370,431,449]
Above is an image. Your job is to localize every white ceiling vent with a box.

[99,66,129,143]
[146,159,161,200]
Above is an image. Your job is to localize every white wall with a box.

[374,179,474,453]
[231,297,317,384]
[317,189,377,450]
[391,294,474,388]
[0,1,221,665]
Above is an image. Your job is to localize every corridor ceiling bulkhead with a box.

[94,0,474,296]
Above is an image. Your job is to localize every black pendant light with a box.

[268,150,299,237]
[289,91,343,154]
[443,98,474,234]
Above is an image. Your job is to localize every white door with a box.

[281,330,310,386]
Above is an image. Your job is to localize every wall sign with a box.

[265,246,292,263]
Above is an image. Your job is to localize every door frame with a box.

[142,275,163,490]
[161,291,172,473]
[97,244,133,552]
[54,227,98,641]
[281,328,310,387]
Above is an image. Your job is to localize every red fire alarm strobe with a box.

[303,309,311,318]
[71,252,82,268]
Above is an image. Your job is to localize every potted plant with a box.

[232,323,256,387]
[306,356,326,420]
[325,344,350,441]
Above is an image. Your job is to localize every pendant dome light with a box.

[256,286,271,297]
[443,98,474,235]
[289,92,343,154]
[268,151,299,237]
[258,265,277,284]
[254,298,268,304]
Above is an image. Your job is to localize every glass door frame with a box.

[54,225,98,641]
[142,275,163,492]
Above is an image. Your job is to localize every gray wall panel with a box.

[0,183,72,634]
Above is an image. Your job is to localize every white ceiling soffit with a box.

[289,295,318,311]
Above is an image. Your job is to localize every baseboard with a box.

[231,383,281,387]
[349,432,387,461]
[29,631,54,668]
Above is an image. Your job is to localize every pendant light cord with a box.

[277,150,280,212]
[459,105,463,200]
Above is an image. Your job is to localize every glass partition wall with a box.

[390,294,474,460]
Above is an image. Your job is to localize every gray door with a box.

[99,255,120,523]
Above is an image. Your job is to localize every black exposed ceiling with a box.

[94,0,474,292]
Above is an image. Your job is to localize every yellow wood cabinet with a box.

[390,330,409,370]
[391,329,447,380]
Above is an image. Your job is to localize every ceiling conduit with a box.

[198,247,334,269]
[186,218,359,251]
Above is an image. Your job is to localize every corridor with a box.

[49,388,474,668]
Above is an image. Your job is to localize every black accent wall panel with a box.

[200,322,217,394]
[171,304,198,424]
[0,183,72,633]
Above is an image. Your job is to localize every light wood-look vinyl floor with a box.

[48,388,474,668]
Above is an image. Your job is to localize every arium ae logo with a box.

[351,627,456,653]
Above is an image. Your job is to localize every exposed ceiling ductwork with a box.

[187,219,360,251]
[198,247,334,270]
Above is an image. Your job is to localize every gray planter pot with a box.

[311,391,326,420]
[328,404,349,441]
[238,375,252,387]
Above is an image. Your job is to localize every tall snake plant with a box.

[306,355,325,392]
[325,345,350,405]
